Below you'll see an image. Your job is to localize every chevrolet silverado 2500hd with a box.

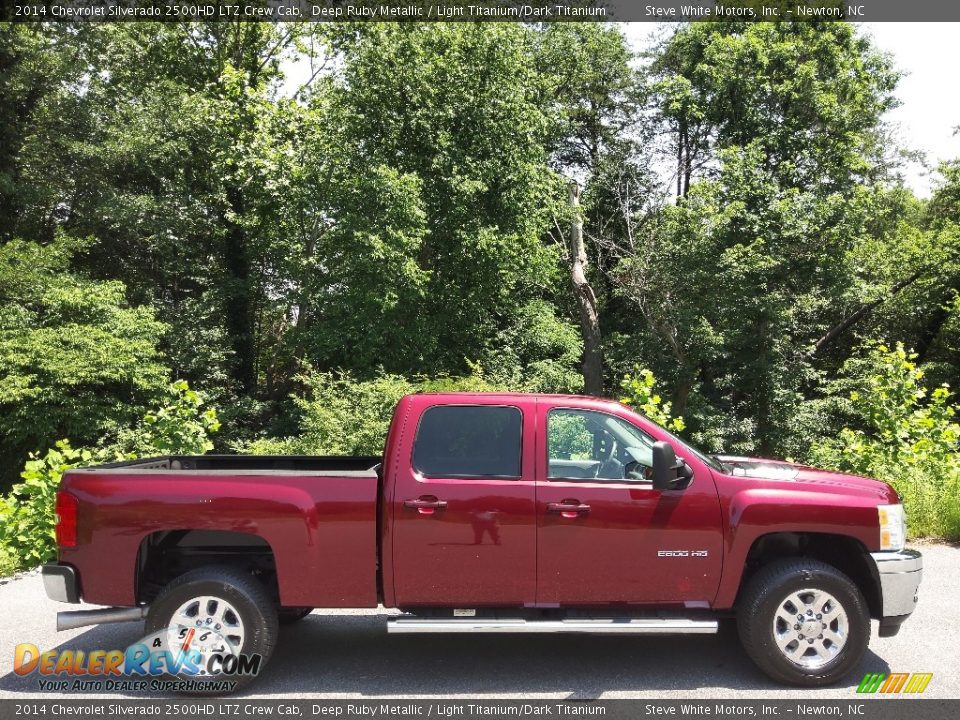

[42,392,922,691]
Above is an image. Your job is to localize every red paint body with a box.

[59,393,897,611]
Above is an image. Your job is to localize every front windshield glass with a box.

[654,422,724,472]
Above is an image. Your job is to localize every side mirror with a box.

[652,441,689,490]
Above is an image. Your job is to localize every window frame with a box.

[411,403,524,480]
[545,406,657,485]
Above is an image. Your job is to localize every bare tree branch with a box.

[811,270,927,355]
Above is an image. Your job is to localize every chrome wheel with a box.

[168,595,245,674]
[772,588,849,670]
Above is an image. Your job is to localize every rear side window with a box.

[413,405,522,478]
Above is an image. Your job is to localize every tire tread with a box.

[737,558,870,687]
[146,565,279,694]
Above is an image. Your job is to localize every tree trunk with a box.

[568,180,604,396]
[677,120,687,204]
[223,187,256,394]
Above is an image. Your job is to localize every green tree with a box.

[534,24,653,395]
[649,22,899,194]
[610,23,902,456]
[0,235,169,489]
[326,24,562,377]
[4,25,312,409]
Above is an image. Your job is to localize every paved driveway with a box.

[1,542,956,699]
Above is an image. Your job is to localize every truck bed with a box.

[59,454,382,609]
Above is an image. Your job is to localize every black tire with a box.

[146,566,278,694]
[737,559,870,687]
[278,607,313,624]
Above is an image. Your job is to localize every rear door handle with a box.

[546,500,591,518]
[404,496,448,515]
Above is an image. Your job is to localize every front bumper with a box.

[42,564,80,604]
[869,549,921,636]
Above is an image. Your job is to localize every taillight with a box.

[55,491,78,548]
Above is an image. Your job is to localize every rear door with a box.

[390,398,537,607]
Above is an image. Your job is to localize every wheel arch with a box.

[135,529,279,605]
[732,532,881,619]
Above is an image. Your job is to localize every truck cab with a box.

[384,393,724,609]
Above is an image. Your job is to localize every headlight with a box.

[878,504,907,551]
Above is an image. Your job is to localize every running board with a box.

[387,617,718,634]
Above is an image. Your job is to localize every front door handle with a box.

[404,496,448,515]
[546,500,591,518]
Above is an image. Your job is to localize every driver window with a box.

[547,409,654,481]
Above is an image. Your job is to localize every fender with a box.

[712,483,881,609]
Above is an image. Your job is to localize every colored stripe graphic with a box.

[857,673,886,693]
[857,672,933,694]
[880,673,909,693]
[903,673,933,694]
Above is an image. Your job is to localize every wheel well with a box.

[135,530,278,605]
[736,532,881,618]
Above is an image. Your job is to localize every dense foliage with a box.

[811,344,960,538]
[1,21,959,555]
[0,235,169,486]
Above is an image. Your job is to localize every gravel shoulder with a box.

[0,543,956,699]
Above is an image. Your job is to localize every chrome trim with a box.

[870,548,922,573]
[869,549,922,617]
[387,617,718,634]
[56,606,148,632]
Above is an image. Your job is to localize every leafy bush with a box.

[244,368,507,457]
[479,301,584,394]
[810,343,960,540]
[619,368,686,433]
[108,380,221,457]
[0,545,19,577]
[0,441,92,569]
[0,381,219,574]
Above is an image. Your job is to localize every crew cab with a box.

[42,393,922,691]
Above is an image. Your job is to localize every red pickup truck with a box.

[42,392,921,691]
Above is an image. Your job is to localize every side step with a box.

[387,617,718,635]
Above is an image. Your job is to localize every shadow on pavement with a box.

[0,613,891,699]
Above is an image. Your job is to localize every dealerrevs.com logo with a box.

[856,672,933,694]
[13,625,261,693]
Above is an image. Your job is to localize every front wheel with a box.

[145,566,278,694]
[737,559,870,686]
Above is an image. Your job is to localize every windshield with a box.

[594,405,725,473]
[635,414,724,473]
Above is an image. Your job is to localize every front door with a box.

[535,404,723,606]
[391,400,537,607]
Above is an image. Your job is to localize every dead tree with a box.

[568,180,604,396]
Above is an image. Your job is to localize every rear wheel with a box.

[737,559,870,686]
[146,566,278,694]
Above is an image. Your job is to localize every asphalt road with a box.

[0,542,956,700]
